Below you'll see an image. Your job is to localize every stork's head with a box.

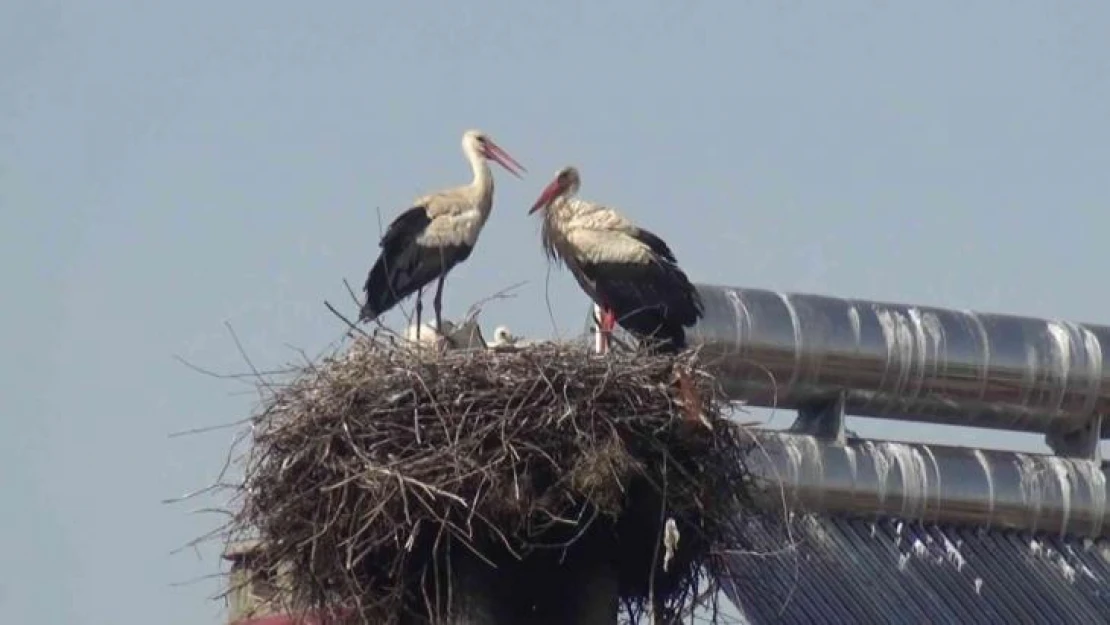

[462,129,526,179]
[492,325,516,345]
[529,166,581,214]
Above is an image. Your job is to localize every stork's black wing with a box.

[631,227,678,263]
[379,206,432,250]
[582,250,703,353]
[359,205,471,323]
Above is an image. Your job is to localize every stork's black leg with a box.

[414,288,424,341]
[433,273,446,334]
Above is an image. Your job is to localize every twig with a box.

[172,354,298,384]
[464,279,528,322]
[168,417,252,439]
[343,278,362,310]
[324,299,371,339]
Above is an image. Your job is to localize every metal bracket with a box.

[1044,414,1103,461]
[788,391,848,445]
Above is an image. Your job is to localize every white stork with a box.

[359,129,526,335]
[529,166,703,354]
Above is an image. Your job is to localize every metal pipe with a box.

[746,431,1110,538]
[683,284,1110,438]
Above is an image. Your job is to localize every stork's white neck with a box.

[464,141,493,196]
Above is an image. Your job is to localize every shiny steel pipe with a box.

[746,431,1110,539]
[682,284,1110,439]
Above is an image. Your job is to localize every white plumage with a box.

[547,200,655,266]
[487,324,535,351]
[402,317,487,351]
[405,321,446,346]
[490,325,517,347]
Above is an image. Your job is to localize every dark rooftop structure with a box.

[721,431,1110,625]
[724,513,1110,625]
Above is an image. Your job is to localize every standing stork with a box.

[529,166,703,353]
[358,129,526,335]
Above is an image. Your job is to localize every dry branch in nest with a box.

[227,337,757,624]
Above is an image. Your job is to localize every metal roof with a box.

[744,431,1110,538]
[720,514,1110,625]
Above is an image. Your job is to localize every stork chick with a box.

[488,324,534,351]
[403,318,487,351]
[403,320,452,351]
[490,325,517,347]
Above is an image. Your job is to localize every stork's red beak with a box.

[484,141,526,179]
[529,179,562,214]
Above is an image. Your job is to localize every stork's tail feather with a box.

[358,299,386,324]
[360,257,407,323]
[612,308,689,354]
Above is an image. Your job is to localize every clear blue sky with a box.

[4,2,1110,623]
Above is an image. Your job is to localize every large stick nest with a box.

[227,337,756,624]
